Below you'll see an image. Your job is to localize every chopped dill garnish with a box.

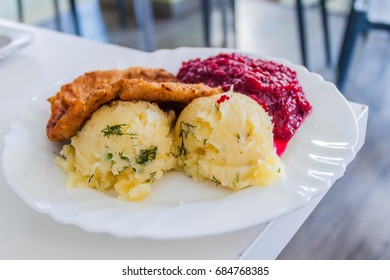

[179,121,196,140]
[203,139,208,146]
[177,121,196,157]
[88,174,94,183]
[127,133,138,139]
[106,152,113,161]
[212,175,221,186]
[236,133,240,143]
[101,124,126,138]
[144,171,157,184]
[233,172,240,188]
[101,124,138,139]
[136,146,158,165]
[177,144,188,157]
[119,150,130,162]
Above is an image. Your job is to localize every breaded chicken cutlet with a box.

[46,67,222,142]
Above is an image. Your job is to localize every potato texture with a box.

[173,92,284,190]
[56,100,176,201]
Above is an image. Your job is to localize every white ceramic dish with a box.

[1,48,359,239]
[0,22,33,60]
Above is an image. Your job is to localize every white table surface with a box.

[0,19,368,260]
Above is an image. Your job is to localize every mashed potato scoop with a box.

[56,100,176,201]
[173,91,284,190]
[56,92,284,201]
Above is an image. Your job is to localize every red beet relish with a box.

[177,53,312,155]
[216,95,230,104]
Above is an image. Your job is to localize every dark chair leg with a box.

[116,0,128,28]
[226,0,236,48]
[221,0,228,47]
[202,0,212,47]
[336,1,368,90]
[202,0,236,48]
[320,0,331,65]
[69,0,82,36]
[133,0,155,52]
[53,0,62,31]
[230,0,236,35]
[296,0,308,67]
[17,0,24,22]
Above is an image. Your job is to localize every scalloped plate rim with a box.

[1,47,359,239]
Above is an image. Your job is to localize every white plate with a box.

[0,22,33,60]
[1,48,358,239]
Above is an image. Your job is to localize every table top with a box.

[0,19,368,260]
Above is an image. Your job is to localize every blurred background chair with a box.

[336,0,390,90]
[202,0,331,67]
[202,0,236,48]
[296,0,331,68]
[15,0,81,35]
[112,0,155,51]
[14,0,155,52]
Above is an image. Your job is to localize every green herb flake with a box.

[177,145,188,157]
[233,172,240,188]
[177,121,196,157]
[119,150,130,163]
[179,121,196,140]
[127,133,138,140]
[106,152,113,161]
[101,124,138,139]
[88,174,94,183]
[144,171,157,184]
[136,146,158,165]
[211,175,221,186]
[101,124,126,138]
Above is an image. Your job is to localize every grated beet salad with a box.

[177,53,312,154]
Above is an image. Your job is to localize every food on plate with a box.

[47,73,222,142]
[48,53,308,200]
[47,67,177,139]
[55,100,177,201]
[177,53,312,155]
[172,91,284,190]
[47,67,177,141]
